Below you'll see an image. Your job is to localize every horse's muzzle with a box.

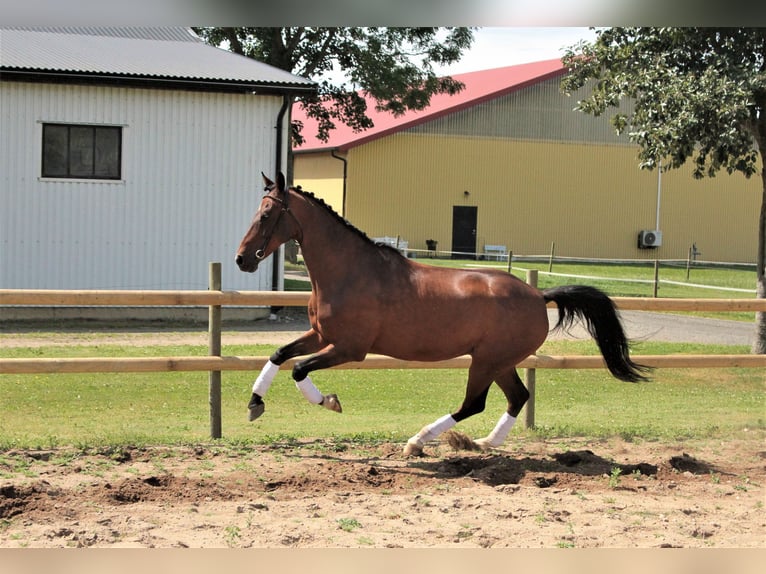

[235,253,258,273]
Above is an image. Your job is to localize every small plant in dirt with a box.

[337,518,361,532]
[357,536,374,546]
[608,466,622,488]
[414,495,432,507]
[224,525,241,547]
[456,527,474,540]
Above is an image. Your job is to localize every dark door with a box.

[451,206,477,259]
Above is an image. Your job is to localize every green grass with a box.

[1,341,762,449]
[424,258,756,296]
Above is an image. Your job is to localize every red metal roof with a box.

[293,58,566,152]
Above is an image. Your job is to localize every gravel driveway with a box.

[550,309,756,347]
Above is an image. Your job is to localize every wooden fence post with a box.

[524,269,538,429]
[208,262,222,439]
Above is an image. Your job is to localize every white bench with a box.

[373,236,409,255]
[484,244,507,261]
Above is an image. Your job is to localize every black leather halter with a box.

[254,185,302,260]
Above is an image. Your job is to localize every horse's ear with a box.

[276,172,286,193]
[261,172,274,190]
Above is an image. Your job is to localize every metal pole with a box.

[548,242,555,273]
[655,160,662,232]
[208,262,222,439]
[686,246,692,281]
[524,269,538,429]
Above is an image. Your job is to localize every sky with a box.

[434,27,599,76]
[320,27,599,87]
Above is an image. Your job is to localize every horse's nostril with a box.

[235,254,244,266]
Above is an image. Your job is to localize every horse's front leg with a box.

[289,342,368,413]
[248,329,325,421]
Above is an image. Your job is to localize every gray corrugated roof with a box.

[0,27,316,91]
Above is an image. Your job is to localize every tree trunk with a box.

[753,160,766,354]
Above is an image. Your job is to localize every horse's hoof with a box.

[248,402,265,421]
[402,441,424,457]
[472,437,494,452]
[322,394,342,413]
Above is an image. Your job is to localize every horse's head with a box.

[236,172,299,273]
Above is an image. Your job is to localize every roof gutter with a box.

[330,149,348,216]
[271,94,291,298]
[0,69,317,95]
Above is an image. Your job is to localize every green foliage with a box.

[192,27,474,144]
[561,28,766,180]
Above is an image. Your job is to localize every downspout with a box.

[271,94,291,301]
[330,149,348,215]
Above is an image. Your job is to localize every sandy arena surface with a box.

[1,435,764,548]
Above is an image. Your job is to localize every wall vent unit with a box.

[638,230,662,249]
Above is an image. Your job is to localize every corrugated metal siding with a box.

[344,133,759,263]
[293,152,346,214]
[1,81,282,290]
[408,76,633,145]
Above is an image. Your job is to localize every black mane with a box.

[290,186,404,257]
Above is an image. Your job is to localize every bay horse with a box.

[236,173,648,456]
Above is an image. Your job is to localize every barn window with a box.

[42,123,122,180]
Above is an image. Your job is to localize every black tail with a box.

[543,285,650,382]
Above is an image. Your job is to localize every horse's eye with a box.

[261,212,270,221]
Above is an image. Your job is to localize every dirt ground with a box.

[1,312,763,548]
[0,435,764,548]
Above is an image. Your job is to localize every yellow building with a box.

[293,60,759,264]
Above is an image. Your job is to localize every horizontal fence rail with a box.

[2,267,763,437]
[2,353,765,375]
[2,289,765,312]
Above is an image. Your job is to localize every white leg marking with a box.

[475,412,517,449]
[406,414,457,450]
[295,376,324,405]
[252,360,280,396]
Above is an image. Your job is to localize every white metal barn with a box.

[0,27,314,313]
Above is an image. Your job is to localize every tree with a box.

[193,27,474,145]
[561,27,766,353]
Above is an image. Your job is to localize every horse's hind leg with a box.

[474,368,529,450]
[403,362,493,456]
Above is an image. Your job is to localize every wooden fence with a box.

[2,264,764,438]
